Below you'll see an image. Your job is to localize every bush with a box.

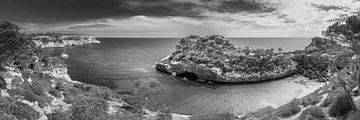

[49,89,62,98]
[261,115,279,120]
[70,96,110,120]
[347,111,360,120]
[275,99,301,118]
[46,110,73,120]
[299,93,322,107]
[328,92,354,117]
[23,90,46,108]
[320,90,340,107]
[0,77,6,89]
[298,106,325,120]
[190,113,237,120]
[0,21,35,66]
[292,54,331,81]
[0,96,40,120]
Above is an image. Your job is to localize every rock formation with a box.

[32,34,100,48]
[156,35,297,82]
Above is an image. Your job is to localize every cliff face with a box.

[32,35,101,48]
[156,35,297,82]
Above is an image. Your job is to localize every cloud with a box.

[67,24,114,30]
[9,0,360,37]
[313,4,348,11]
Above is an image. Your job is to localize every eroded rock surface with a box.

[32,35,100,48]
[156,35,297,82]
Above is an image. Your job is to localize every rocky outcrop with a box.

[156,35,298,82]
[32,35,100,48]
[0,57,144,120]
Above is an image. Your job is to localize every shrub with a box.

[0,96,40,120]
[190,113,237,120]
[23,90,46,108]
[49,88,62,98]
[70,96,110,120]
[0,21,35,66]
[261,115,279,120]
[298,106,325,120]
[320,90,340,107]
[299,93,322,107]
[328,92,354,117]
[347,111,360,120]
[292,54,331,80]
[0,77,6,89]
[46,110,73,120]
[275,99,301,118]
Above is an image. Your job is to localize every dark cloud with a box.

[278,14,296,23]
[0,0,125,23]
[211,0,276,13]
[0,0,276,24]
[313,4,348,11]
[67,24,114,30]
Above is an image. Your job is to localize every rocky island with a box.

[156,35,297,82]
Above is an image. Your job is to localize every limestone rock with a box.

[32,34,101,48]
[156,35,297,82]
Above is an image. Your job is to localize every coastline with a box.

[32,35,101,48]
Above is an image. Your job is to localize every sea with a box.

[47,38,323,115]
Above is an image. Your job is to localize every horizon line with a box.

[97,36,313,39]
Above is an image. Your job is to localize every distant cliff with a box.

[32,34,100,48]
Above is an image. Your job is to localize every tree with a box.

[0,21,35,66]
[323,14,360,91]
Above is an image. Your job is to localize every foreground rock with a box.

[31,34,101,48]
[156,35,297,82]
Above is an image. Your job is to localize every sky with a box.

[1,0,360,38]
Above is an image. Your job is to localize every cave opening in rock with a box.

[177,72,198,81]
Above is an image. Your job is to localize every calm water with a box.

[49,38,322,115]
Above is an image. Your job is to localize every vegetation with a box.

[161,35,297,82]
[298,106,325,120]
[323,14,360,90]
[347,111,360,120]
[328,92,354,117]
[190,113,237,120]
[274,99,301,118]
[292,53,331,81]
[0,96,40,120]
[0,21,36,66]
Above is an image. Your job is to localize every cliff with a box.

[0,56,145,120]
[32,35,100,48]
[156,35,298,82]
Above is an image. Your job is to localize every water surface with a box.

[49,38,321,115]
